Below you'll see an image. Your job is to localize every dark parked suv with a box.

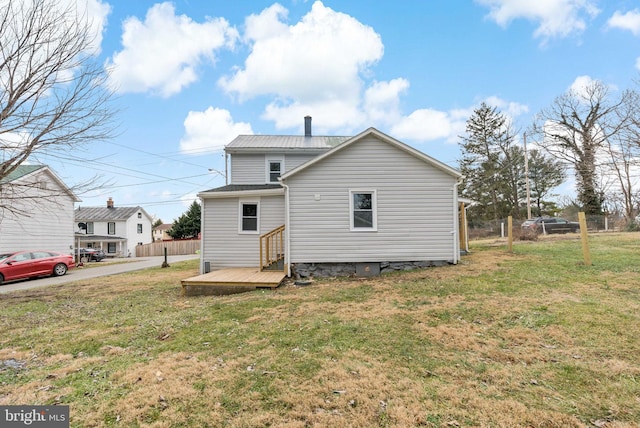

[521,217,580,234]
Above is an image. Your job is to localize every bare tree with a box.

[598,88,640,220]
[532,80,634,215]
[0,0,116,213]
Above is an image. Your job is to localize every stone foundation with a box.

[292,260,451,278]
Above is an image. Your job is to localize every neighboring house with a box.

[152,223,174,241]
[75,198,153,257]
[0,165,80,254]
[198,117,464,278]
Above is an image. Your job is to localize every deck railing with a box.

[259,225,285,271]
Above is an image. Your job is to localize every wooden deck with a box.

[181,267,286,296]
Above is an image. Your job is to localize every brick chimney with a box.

[107,197,114,208]
[304,116,312,137]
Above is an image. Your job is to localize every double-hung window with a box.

[239,201,259,233]
[86,222,94,234]
[108,222,116,235]
[137,224,143,234]
[350,190,377,231]
[266,158,283,183]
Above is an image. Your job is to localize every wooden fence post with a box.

[578,212,591,266]
[508,216,513,253]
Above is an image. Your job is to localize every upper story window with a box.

[108,222,116,235]
[266,158,283,183]
[86,222,94,234]
[350,190,377,231]
[239,201,259,234]
[137,224,143,234]
[137,212,142,219]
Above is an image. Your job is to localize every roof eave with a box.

[198,187,285,199]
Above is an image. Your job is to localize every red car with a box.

[0,250,75,285]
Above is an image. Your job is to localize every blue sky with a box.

[32,0,640,223]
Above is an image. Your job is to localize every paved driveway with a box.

[0,254,200,294]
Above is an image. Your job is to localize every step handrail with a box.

[259,225,285,271]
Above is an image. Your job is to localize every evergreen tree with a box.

[527,149,566,217]
[459,103,521,221]
[168,201,201,239]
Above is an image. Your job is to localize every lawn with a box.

[1,233,639,427]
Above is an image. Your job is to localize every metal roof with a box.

[225,135,350,152]
[75,206,144,221]
[0,165,46,184]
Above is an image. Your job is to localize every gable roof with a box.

[0,164,81,202]
[75,206,149,221]
[280,127,462,180]
[225,135,350,153]
[0,165,46,184]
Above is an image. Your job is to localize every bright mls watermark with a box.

[0,406,69,427]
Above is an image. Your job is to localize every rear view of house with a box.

[199,118,463,278]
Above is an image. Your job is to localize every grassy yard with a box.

[1,233,639,427]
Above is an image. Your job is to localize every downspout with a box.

[279,179,291,277]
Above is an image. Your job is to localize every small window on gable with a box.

[239,201,259,233]
[267,159,283,183]
[350,190,377,231]
[138,212,142,219]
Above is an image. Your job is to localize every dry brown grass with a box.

[1,234,640,427]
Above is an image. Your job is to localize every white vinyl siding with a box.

[202,195,285,270]
[0,172,76,255]
[230,154,265,184]
[230,153,319,184]
[283,154,317,172]
[285,135,458,264]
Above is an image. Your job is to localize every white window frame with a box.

[108,222,116,235]
[265,157,284,183]
[238,199,260,234]
[137,224,143,234]
[86,222,94,234]
[349,189,377,232]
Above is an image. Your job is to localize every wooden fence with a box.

[135,240,200,257]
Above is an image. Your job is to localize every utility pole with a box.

[523,132,532,219]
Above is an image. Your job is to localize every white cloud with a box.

[106,2,238,97]
[476,0,599,42]
[82,0,112,55]
[218,1,383,129]
[179,107,253,155]
[568,75,597,97]
[364,79,410,124]
[607,9,640,36]
[391,110,453,142]
[390,96,528,145]
[484,96,529,118]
